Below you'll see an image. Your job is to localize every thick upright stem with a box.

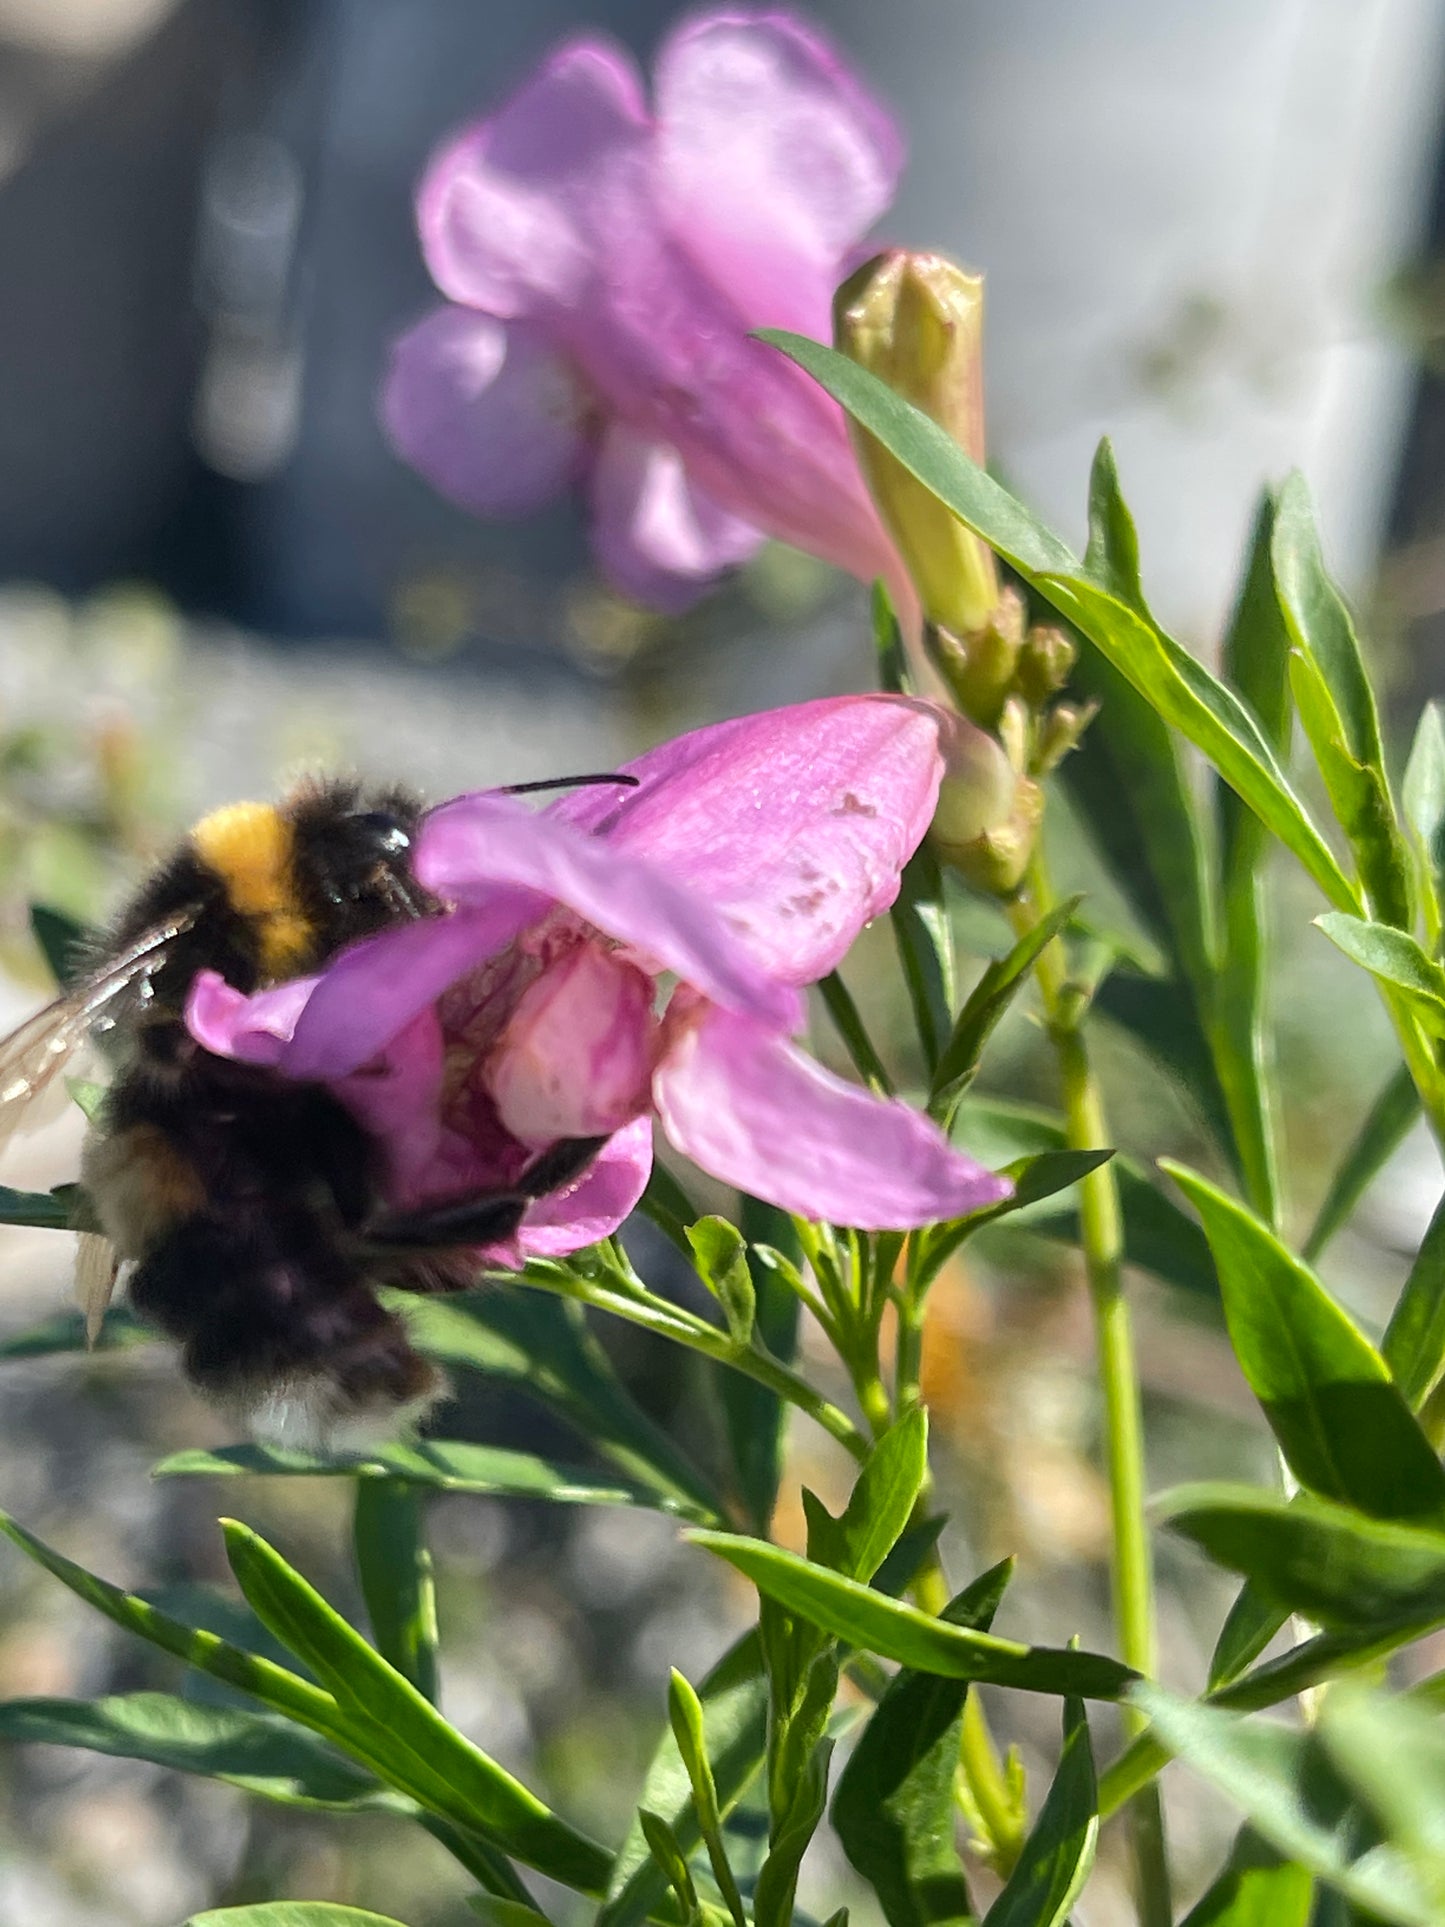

[1009,853,1171,1927]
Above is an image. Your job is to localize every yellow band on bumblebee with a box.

[190,801,315,978]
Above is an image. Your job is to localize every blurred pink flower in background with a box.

[188,698,1009,1256]
[381,9,907,612]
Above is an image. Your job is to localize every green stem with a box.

[509,1264,870,1465]
[1009,852,1171,1927]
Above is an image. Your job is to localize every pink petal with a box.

[514,1115,654,1258]
[284,895,546,1080]
[186,970,319,1066]
[653,1000,1010,1228]
[589,423,763,612]
[418,37,647,317]
[488,942,656,1145]
[381,307,591,517]
[415,794,802,1030]
[552,696,945,984]
[656,11,903,329]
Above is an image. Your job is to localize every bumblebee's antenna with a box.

[500,772,640,795]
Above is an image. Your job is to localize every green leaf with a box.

[1207,1582,1289,1692]
[188,1911,413,1927]
[29,902,85,987]
[1211,491,1293,1224]
[0,1692,396,1811]
[687,1217,756,1345]
[1304,1063,1420,1262]
[220,1520,612,1894]
[1135,1686,1439,1927]
[983,1698,1097,1927]
[0,1305,150,1357]
[668,1670,747,1927]
[1316,913,1445,1031]
[687,1532,1132,1698]
[353,1481,438,1703]
[830,1408,929,1584]
[832,1562,1010,1927]
[1404,702,1445,933]
[1180,1830,1312,1927]
[638,1808,700,1920]
[0,1182,75,1229]
[1074,442,1215,986]
[891,843,954,1073]
[753,1736,834,1927]
[719,1196,801,1533]
[873,579,909,694]
[600,1634,767,1927]
[0,1506,338,1732]
[916,1149,1114,1288]
[1384,1190,1445,1408]
[1160,1482,1445,1630]
[394,1290,725,1523]
[1318,1686,1445,1886]
[1163,1161,1445,1519]
[928,896,1081,1117]
[1272,475,1384,775]
[155,1439,704,1519]
[763,333,1360,914]
[820,969,894,1097]
[958,1098,1217,1299]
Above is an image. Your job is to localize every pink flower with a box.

[186,697,1010,1261]
[381,10,907,613]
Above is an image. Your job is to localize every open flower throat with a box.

[187,697,1010,1257]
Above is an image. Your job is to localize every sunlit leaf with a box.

[1315,913,1445,1032]
[1163,1162,1445,1519]
[1179,1829,1312,1927]
[687,1532,1132,1698]
[983,1698,1096,1927]
[0,1692,397,1811]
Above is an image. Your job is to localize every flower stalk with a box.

[1006,847,1172,1927]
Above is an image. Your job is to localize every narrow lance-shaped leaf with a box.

[1075,440,1215,989]
[1273,473,1412,927]
[688,1217,756,1345]
[829,1408,929,1584]
[353,1481,438,1704]
[600,1633,768,1927]
[833,1559,1013,1927]
[667,1669,747,1927]
[220,1520,612,1894]
[928,896,1081,1119]
[1159,1482,1445,1631]
[687,1531,1133,1699]
[0,1693,398,1812]
[1384,1189,1445,1409]
[1162,1161,1445,1520]
[1315,913,1445,1033]
[720,1194,803,1533]
[891,843,954,1073]
[29,902,86,986]
[156,1439,706,1521]
[983,1697,1097,1927]
[1404,701,1445,942]
[759,330,1359,915]
[397,1290,726,1523]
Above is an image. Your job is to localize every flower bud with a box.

[1034,700,1099,776]
[1015,624,1077,705]
[835,251,999,638]
[930,714,1042,897]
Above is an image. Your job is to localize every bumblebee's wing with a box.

[0,909,199,1151]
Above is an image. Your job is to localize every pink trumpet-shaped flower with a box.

[381,9,907,613]
[186,697,1010,1260]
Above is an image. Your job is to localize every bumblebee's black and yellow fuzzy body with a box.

[73,778,525,1436]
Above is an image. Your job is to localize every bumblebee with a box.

[0,774,624,1436]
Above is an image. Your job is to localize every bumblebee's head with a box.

[190,781,430,982]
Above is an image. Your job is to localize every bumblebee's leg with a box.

[363,1134,609,1254]
[128,1210,438,1422]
